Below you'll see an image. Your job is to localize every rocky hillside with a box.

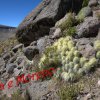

[0,0,100,100]
[0,25,16,41]
[16,0,83,45]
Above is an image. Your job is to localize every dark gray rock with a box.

[37,36,54,53]
[6,63,17,74]
[23,46,39,60]
[49,27,57,35]
[12,44,23,53]
[16,57,24,65]
[30,41,37,46]
[16,0,83,45]
[9,56,17,63]
[76,17,100,38]
[3,53,11,61]
[88,0,98,7]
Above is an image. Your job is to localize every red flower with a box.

[0,82,4,90]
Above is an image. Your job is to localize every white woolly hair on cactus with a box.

[94,40,100,50]
[62,46,68,52]
[78,68,85,75]
[65,57,69,64]
[88,57,98,67]
[59,37,64,41]
[73,57,80,64]
[68,41,74,50]
[83,62,92,73]
[71,47,77,52]
[65,51,69,56]
[64,64,69,72]
[60,52,65,56]
[62,72,70,82]
[62,56,66,61]
[62,59,66,65]
[74,50,80,57]
[69,73,75,81]
[67,55,73,61]
[96,51,100,59]
[68,51,74,57]
[68,68,73,73]
[53,41,58,46]
[62,41,68,46]
[41,54,46,59]
[73,64,80,72]
[80,57,87,67]
[65,36,72,41]
[69,62,74,69]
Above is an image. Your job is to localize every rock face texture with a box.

[16,0,83,45]
[76,17,100,38]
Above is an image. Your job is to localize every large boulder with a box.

[76,17,100,38]
[16,0,83,45]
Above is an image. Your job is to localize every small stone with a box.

[97,80,100,86]
[14,68,21,76]
[12,44,23,53]
[85,93,92,100]
[6,63,17,74]
[9,56,17,63]
[30,41,37,46]
[16,57,24,65]
[3,53,11,61]
[23,46,39,60]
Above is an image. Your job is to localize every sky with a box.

[0,0,42,27]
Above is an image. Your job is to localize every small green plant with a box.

[59,13,75,31]
[57,83,83,100]
[63,27,76,36]
[77,7,87,23]
[0,90,29,100]
[11,90,25,100]
[82,0,89,7]
[0,36,18,55]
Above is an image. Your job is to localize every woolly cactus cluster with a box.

[39,36,99,82]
